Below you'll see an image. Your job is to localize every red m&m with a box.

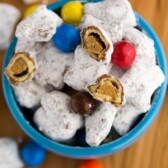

[111,40,136,68]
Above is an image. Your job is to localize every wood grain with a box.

[0,0,168,167]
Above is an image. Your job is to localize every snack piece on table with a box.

[35,41,73,90]
[88,75,124,107]
[0,138,23,168]
[84,0,137,27]
[64,45,112,91]
[85,103,117,146]
[80,14,123,44]
[14,81,46,109]
[0,3,21,50]
[16,5,63,42]
[123,27,156,66]
[5,52,36,86]
[34,91,83,142]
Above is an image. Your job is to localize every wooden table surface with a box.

[0,0,168,167]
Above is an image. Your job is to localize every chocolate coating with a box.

[61,84,78,97]
[70,92,97,116]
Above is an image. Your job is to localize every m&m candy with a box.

[111,40,136,68]
[21,141,47,167]
[61,1,83,26]
[53,24,81,52]
[24,5,39,18]
[79,160,103,168]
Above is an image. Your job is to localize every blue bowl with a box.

[2,0,167,159]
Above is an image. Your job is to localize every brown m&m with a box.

[70,91,98,116]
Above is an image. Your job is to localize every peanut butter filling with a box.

[11,58,28,77]
[88,75,124,107]
[5,52,36,85]
[81,26,110,61]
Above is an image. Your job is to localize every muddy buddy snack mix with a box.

[0,138,23,168]
[16,5,63,42]
[5,0,165,147]
[0,3,21,50]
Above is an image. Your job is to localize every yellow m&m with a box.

[61,1,83,26]
[24,5,39,18]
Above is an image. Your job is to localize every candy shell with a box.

[61,1,83,26]
[111,41,136,69]
[21,141,47,167]
[79,160,103,168]
[24,5,39,18]
[53,24,81,52]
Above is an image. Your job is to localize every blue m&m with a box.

[53,24,81,52]
[21,141,47,167]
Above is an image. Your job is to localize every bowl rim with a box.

[2,0,168,159]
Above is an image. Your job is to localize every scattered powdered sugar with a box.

[0,138,24,168]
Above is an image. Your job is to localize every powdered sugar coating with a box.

[16,5,63,42]
[112,27,165,136]
[113,103,142,135]
[80,14,123,44]
[64,45,112,91]
[35,41,73,89]
[110,66,127,78]
[120,63,165,112]
[85,103,117,146]
[15,39,43,58]
[123,27,156,66]
[84,0,137,27]
[0,138,23,168]
[14,81,46,108]
[0,3,21,50]
[34,91,83,142]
